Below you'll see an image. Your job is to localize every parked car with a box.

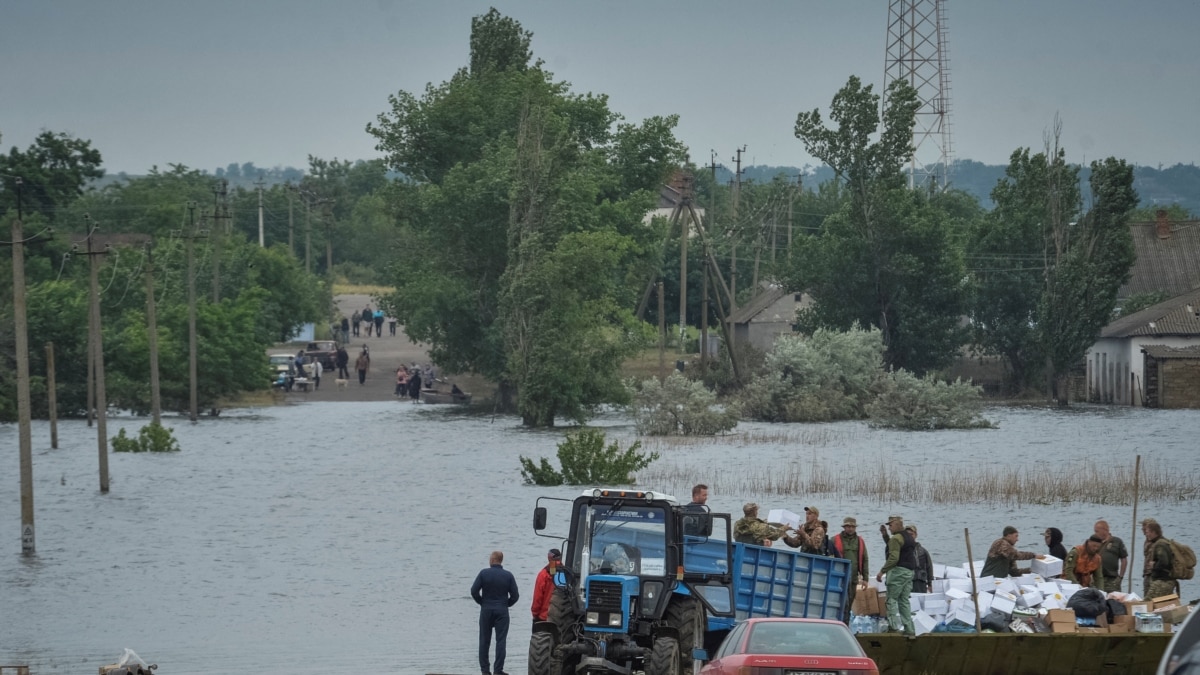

[700,617,879,675]
[269,352,296,391]
[304,340,338,371]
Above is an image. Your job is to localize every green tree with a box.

[783,76,967,373]
[0,130,103,222]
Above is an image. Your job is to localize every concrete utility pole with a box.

[287,185,295,256]
[7,177,36,552]
[658,281,666,379]
[145,244,163,425]
[212,180,229,302]
[678,173,691,354]
[731,145,745,313]
[323,200,334,274]
[80,221,111,493]
[184,202,201,422]
[256,174,265,247]
[45,342,58,449]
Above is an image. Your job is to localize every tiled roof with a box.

[1120,220,1200,297]
[1141,344,1200,360]
[1100,288,1200,338]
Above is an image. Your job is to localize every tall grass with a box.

[642,459,1199,506]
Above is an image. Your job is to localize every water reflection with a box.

[1,402,1198,674]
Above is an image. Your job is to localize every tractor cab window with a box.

[575,503,669,577]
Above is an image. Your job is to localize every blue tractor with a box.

[529,488,735,675]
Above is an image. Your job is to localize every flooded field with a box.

[2,401,1199,674]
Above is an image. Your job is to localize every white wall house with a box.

[1087,289,1200,404]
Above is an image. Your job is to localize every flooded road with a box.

[2,401,1199,674]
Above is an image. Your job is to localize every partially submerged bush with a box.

[111,422,181,453]
[627,372,739,436]
[866,369,994,430]
[740,326,885,422]
[520,428,659,485]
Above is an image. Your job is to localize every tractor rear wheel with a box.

[548,588,579,642]
[645,636,681,675]
[663,595,703,667]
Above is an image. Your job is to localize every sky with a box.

[3,0,1198,176]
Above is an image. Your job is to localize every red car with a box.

[701,617,879,675]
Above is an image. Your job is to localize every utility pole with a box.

[184,202,201,422]
[678,173,691,354]
[256,174,265,247]
[731,145,745,313]
[323,200,334,274]
[704,153,718,369]
[80,219,111,493]
[145,243,163,425]
[211,180,228,302]
[287,184,295,256]
[304,196,312,274]
[6,177,36,552]
[658,281,666,379]
[45,342,58,449]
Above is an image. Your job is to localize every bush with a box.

[520,428,659,486]
[627,372,739,436]
[866,370,994,430]
[740,326,885,422]
[111,422,182,453]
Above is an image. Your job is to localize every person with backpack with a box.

[1144,518,1178,598]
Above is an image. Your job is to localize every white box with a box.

[1016,590,1043,608]
[932,563,947,579]
[976,592,994,614]
[1015,573,1043,586]
[1041,595,1064,610]
[946,587,971,600]
[953,607,979,626]
[1036,582,1061,596]
[910,595,922,612]
[1031,556,1063,578]
[995,578,1019,595]
[963,560,986,577]
[924,598,948,614]
[932,579,949,593]
[766,509,801,529]
[945,566,968,579]
[913,610,938,636]
[948,579,974,593]
[949,597,969,613]
[976,575,996,589]
[992,592,1017,615]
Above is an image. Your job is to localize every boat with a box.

[418,387,471,404]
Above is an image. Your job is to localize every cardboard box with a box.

[994,578,1019,595]
[1155,605,1191,625]
[946,587,971,600]
[913,610,938,636]
[1124,601,1150,616]
[963,560,986,577]
[976,592,994,615]
[924,598,948,615]
[1016,590,1043,608]
[1047,608,1076,624]
[1050,621,1077,633]
[1153,594,1180,610]
[1078,626,1107,634]
[953,607,978,626]
[1031,555,1063,578]
[947,578,974,593]
[853,587,879,616]
[1108,619,1132,634]
[991,592,1016,616]
[766,509,801,529]
[1041,595,1064,610]
[932,563,947,579]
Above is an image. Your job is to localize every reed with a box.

[640,458,1199,506]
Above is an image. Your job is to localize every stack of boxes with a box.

[852,554,1191,635]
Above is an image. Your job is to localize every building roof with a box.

[1141,344,1200,360]
[1120,218,1200,298]
[728,285,791,325]
[1100,288,1200,339]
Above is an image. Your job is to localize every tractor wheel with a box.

[645,636,681,675]
[663,595,703,667]
[548,587,579,643]
[528,632,555,675]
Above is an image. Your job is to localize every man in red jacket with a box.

[532,548,562,626]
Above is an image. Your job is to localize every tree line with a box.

[1,8,1190,426]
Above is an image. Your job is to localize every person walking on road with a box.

[335,345,350,379]
[351,310,361,338]
[471,550,519,675]
[355,346,370,386]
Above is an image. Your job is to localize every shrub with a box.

[111,422,182,453]
[866,369,995,430]
[520,428,659,486]
[626,372,739,436]
[740,326,885,422]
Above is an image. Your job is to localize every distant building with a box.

[1119,210,1200,300]
[727,285,810,353]
[1140,345,1200,409]
[1087,289,1200,405]
[643,174,705,226]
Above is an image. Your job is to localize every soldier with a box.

[831,516,869,623]
[733,503,787,546]
[876,514,917,636]
[783,506,827,555]
[1094,519,1129,593]
[1143,519,1176,599]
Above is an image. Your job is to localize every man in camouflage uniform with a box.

[1143,518,1177,599]
[733,503,787,546]
[1094,519,1129,593]
[783,505,827,555]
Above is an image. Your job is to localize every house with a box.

[727,285,810,353]
[1140,345,1200,408]
[643,174,705,226]
[1086,289,1200,405]
[1119,210,1200,300]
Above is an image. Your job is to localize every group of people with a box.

[348,305,395,339]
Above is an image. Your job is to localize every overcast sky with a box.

[3,0,1197,176]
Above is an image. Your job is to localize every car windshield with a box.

[743,621,863,657]
[576,503,668,577]
[269,355,292,365]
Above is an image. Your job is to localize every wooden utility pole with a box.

[185,202,200,422]
[287,186,295,256]
[80,223,111,493]
[145,244,163,425]
[304,196,312,274]
[657,281,666,379]
[700,253,709,370]
[256,174,265,247]
[45,342,58,449]
[7,177,36,552]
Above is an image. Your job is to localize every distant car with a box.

[304,340,338,371]
[268,352,296,390]
[700,617,879,675]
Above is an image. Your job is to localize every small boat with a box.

[419,387,471,404]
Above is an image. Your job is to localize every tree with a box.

[0,130,103,222]
[783,76,968,373]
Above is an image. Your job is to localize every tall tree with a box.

[0,130,103,222]
[784,76,967,373]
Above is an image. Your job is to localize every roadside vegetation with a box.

[520,428,659,486]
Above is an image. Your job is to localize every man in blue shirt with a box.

[471,550,520,675]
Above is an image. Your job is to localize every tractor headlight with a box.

[609,614,622,627]
[586,612,600,625]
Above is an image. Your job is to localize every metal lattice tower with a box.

[884,0,953,189]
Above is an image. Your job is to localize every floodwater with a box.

[2,401,1200,674]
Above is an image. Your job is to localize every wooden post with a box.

[1130,454,1141,594]
[658,281,666,380]
[45,342,57,449]
[965,528,982,631]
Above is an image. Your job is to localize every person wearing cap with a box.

[1065,535,1105,589]
[876,515,917,635]
[531,548,562,626]
[1093,520,1128,593]
[981,526,1040,578]
[1043,527,1068,563]
[783,506,827,555]
[734,503,787,546]
[831,516,869,623]
[906,525,934,593]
